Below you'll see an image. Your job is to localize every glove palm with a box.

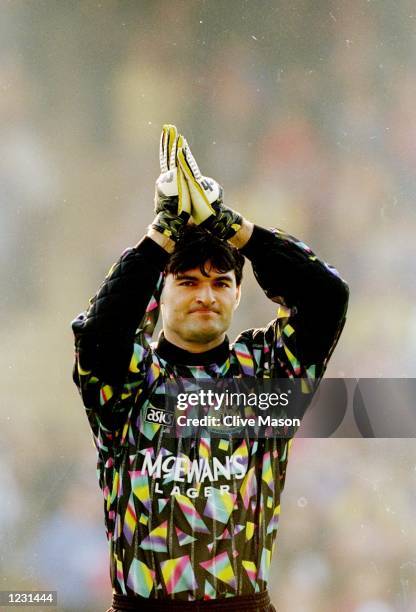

[151,125,191,241]
[177,139,242,239]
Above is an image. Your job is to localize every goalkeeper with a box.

[72,125,349,611]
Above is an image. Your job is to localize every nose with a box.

[195,284,216,307]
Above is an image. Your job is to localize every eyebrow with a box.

[175,273,234,283]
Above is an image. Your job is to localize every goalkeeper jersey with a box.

[72,225,348,601]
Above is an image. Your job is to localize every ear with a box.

[234,285,242,310]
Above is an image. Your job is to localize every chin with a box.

[185,324,225,344]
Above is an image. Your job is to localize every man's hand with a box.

[177,138,243,240]
[151,124,191,243]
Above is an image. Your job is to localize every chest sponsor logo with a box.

[144,406,174,426]
[142,453,246,482]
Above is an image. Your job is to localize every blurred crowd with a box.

[1,1,416,610]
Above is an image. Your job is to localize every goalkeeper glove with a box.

[151,124,191,242]
[177,138,243,240]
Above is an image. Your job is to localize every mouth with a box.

[189,309,218,315]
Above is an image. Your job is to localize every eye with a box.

[178,281,195,287]
[215,281,230,288]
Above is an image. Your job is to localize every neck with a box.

[162,329,226,354]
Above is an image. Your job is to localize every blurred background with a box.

[1,1,416,610]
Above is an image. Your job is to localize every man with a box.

[72,125,349,611]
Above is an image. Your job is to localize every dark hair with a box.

[166,225,245,285]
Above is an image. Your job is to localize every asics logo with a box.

[145,407,174,426]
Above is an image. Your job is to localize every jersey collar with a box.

[156,332,230,366]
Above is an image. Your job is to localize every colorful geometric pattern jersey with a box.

[72,225,349,601]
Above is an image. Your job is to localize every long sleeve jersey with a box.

[72,225,349,601]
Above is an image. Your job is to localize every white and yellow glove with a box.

[151,124,191,242]
[177,138,243,240]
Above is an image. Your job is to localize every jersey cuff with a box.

[133,236,171,270]
[240,225,276,260]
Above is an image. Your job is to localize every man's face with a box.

[161,263,241,348]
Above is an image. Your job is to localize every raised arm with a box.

[238,223,349,370]
[72,237,169,397]
[71,125,191,433]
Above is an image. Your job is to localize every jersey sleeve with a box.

[239,225,349,381]
[71,236,169,435]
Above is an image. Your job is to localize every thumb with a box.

[177,164,191,218]
[177,146,215,224]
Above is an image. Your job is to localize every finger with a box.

[177,145,207,202]
[175,133,187,172]
[160,124,178,172]
[182,138,202,181]
[167,124,178,170]
[177,146,215,224]
[177,164,191,217]
[160,125,169,173]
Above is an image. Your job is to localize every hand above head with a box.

[151,124,191,243]
[176,137,243,240]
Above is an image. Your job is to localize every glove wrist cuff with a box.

[201,207,243,240]
[151,211,187,242]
